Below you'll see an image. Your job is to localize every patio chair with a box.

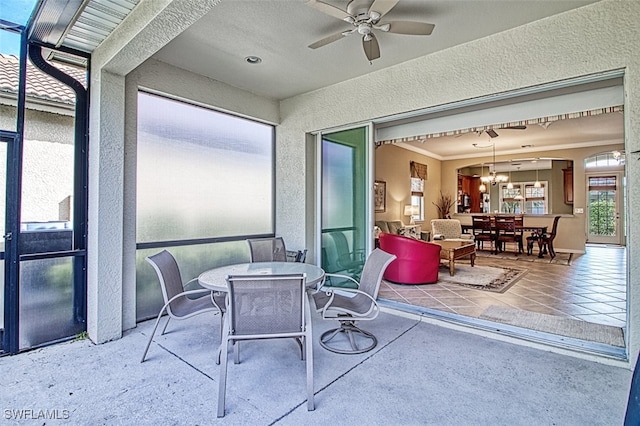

[312,248,396,354]
[141,250,225,363]
[217,273,313,417]
[247,237,287,262]
[330,230,366,273]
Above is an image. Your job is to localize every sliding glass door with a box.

[319,126,372,279]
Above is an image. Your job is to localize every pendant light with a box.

[507,167,513,189]
[534,167,541,188]
[479,163,487,193]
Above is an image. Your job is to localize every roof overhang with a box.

[27,0,138,55]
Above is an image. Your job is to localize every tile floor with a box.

[378,244,627,329]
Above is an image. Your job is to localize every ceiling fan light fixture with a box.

[358,23,372,35]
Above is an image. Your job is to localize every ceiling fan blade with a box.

[385,21,435,35]
[486,129,499,138]
[369,0,399,19]
[306,0,349,20]
[363,33,380,61]
[503,125,527,130]
[308,31,347,49]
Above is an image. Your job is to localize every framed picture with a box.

[374,180,386,212]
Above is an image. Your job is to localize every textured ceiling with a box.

[152,0,599,100]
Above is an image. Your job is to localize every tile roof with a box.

[0,53,87,106]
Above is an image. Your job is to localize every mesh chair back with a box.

[358,248,397,299]
[146,250,188,316]
[247,237,287,262]
[226,274,306,336]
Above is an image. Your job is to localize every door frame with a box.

[1,130,21,354]
[314,123,375,267]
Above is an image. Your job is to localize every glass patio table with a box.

[198,261,325,292]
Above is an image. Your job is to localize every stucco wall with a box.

[278,0,640,365]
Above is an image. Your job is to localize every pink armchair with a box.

[378,233,441,284]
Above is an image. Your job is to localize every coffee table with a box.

[433,240,476,276]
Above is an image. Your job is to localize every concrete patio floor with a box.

[1,308,633,425]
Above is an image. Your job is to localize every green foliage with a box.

[74,331,88,341]
[589,199,615,236]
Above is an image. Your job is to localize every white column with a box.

[87,69,125,343]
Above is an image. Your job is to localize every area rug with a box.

[479,305,625,347]
[438,264,527,293]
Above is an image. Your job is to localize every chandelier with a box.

[480,143,508,186]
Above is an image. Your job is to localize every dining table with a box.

[198,261,326,292]
[461,219,549,255]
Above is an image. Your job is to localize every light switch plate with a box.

[574,207,584,214]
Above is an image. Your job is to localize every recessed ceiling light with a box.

[245,56,262,64]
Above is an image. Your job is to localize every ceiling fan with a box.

[480,126,527,138]
[306,0,435,61]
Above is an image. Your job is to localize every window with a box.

[410,162,427,221]
[585,152,625,168]
[136,92,275,321]
[499,182,548,214]
[410,178,424,221]
[137,92,274,243]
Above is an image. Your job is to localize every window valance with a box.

[376,105,623,146]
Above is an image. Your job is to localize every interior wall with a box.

[374,144,441,223]
[279,0,639,365]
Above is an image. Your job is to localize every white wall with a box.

[278,0,640,366]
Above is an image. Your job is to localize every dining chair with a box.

[471,215,495,252]
[528,215,562,260]
[247,237,287,262]
[313,248,396,354]
[494,216,521,255]
[217,273,313,417]
[141,250,225,363]
[512,215,526,253]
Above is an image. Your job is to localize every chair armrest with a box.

[319,273,360,290]
[318,287,379,320]
[433,234,444,240]
[159,288,216,315]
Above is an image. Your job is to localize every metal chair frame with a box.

[217,273,314,417]
[141,250,225,363]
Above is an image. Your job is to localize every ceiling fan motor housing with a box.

[347,0,380,21]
